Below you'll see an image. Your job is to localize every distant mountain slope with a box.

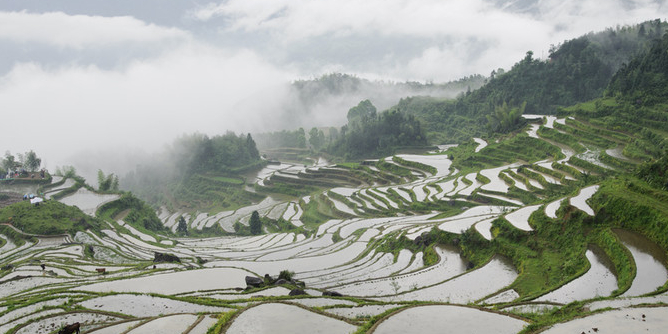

[235,73,487,133]
[398,20,667,144]
[607,32,668,104]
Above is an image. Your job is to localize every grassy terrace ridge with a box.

[392,156,438,175]
[0,200,104,236]
[201,175,245,185]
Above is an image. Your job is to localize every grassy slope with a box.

[0,200,103,235]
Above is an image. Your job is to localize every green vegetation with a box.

[392,156,437,175]
[169,174,264,212]
[207,309,240,334]
[97,169,119,192]
[486,101,527,133]
[637,154,668,190]
[0,224,36,245]
[98,193,166,233]
[327,100,428,159]
[175,215,187,235]
[448,134,561,171]
[179,132,262,174]
[122,132,266,214]
[249,210,262,235]
[0,200,103,235]
[395,21,666,144]
[254,128,307,150]
[278,269,295,281]
[607,31,668,104]
[299,195,338,228]
[2,150,42,173]
[308,127,326,150]
[588,228,635,295]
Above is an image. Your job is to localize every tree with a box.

[24,150,41,172]
[486,101,526,133]
[176,216,188,235]
[296,128,307,148]
[250,210,262,235]
[97,170,119,192]
[347,100,377,128]
[309,127,325,150]
[2,152,16,171]
[328,127,339,143]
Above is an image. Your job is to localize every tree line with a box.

[1,150,42,176]
[397,20,667,143]
[326,100,427,159]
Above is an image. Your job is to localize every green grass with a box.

[98,193,166,233]
[170,174,265,213]
[0,200,104,235]
[207,309,240,334]
[204,175,244,185]
[590,176,668,251]
[0,224,36,245]
[450,133,563,172]
[336,162,361,169]
[494,208,590,299]
[300,195,338,229]
[392,156,438,175]
[588,228,635,296]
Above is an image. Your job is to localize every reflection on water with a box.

[615,229,668,297]
[373,305,527,334]
[536,246,617,304]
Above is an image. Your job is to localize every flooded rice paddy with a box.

[371,304,527,334]
[541,306,668,334]
[226,303,356,334]
[615,230,668,297]
[58,188,120,216]
[536,248,617,303]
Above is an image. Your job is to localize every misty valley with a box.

[2,19,668,334]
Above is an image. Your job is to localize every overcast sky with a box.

[1,0,666,176]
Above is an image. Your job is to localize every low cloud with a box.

[192,0,667,80]
[0,43,293,174]
[1,2,666,179]
[0,11,189,48]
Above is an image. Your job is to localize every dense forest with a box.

[253,129,308,150]
[395,20,667,144]
[254,21,667,148]
[173,132,262,174]
[326,100,428,159]
[291,73,487,108]
[607,32,668,104]
[122,132,264,210]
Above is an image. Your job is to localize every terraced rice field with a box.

[1,115,667,333]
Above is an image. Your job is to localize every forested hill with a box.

[326,100,427,159]
[471,20,664,113]
[397,20,667,144]
[607,32,668,104]
[291,73,486,109]
[121,132,265,212]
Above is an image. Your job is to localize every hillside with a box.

[0,200,103,236]
[121,132,267,214]
[398,20,668,144]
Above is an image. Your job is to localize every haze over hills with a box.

[3,0,668,176]
[233,73,487,131]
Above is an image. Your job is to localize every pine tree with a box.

[250,211,262,235]
[176,216,187,235]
